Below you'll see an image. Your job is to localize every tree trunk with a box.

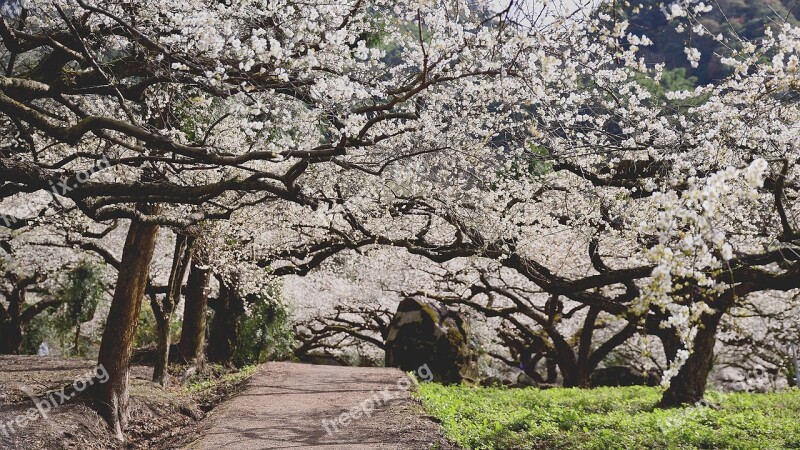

[152,234,194,386]
[659,328,682,365]
[548,330,580,387]
[574,306,600,388]
[545,356,558,383]
[560,363,584,388]
[177,260,211,365]
[0,294,60,355]
[658,307,727,407]
[152,312,171,384]
[73,323,81,356]
[0,319,21,354]
[207,278,243,366]
[0,289,24,354]
[522,354,546,383]
[646,306,684,365]
[92,208,160,439]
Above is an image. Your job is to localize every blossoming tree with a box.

[0,0,567,436]
[243,0,800,408]
[1,0,799,439]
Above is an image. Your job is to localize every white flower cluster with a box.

[636,160,769,377]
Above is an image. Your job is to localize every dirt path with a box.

[185,362,454,450]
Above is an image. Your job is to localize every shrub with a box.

[53,260,105,357]
[234,282,294,366]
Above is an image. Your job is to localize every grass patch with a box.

[185,364,258,409]
[415,384,800,450]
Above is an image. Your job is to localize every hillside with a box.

[620,0,800,84]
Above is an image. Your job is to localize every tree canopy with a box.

[0,0,799,440]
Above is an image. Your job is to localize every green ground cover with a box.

[415,384,800,449]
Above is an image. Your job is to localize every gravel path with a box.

[186,362,454,450]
